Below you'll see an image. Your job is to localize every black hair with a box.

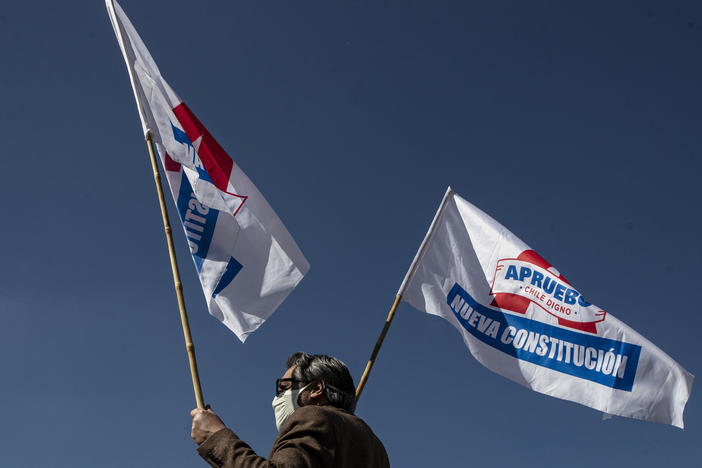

[286,352,357,413]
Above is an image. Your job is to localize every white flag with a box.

[106,0,310,341]
[400,187,693,427]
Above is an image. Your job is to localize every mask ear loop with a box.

[294,382,314,408]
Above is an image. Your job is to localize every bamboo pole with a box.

[355,188,454,402]
[355,293,402,401]
[145,132,205,409]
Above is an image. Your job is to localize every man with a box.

[191,352,390,467]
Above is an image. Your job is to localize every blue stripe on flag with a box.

[212,257,243,297]
[175,174,218,272]
[447,283,641,391]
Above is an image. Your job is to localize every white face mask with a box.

[272,383,312,431]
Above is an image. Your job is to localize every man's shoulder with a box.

[289,406,383,443]
[276,405,390,467]
[283,405,372,433]
[287,404,353,426]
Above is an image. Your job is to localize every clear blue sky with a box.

[1,1,700,466]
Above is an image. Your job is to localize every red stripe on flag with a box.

[172,102,234,192]
[517,249,571,286]
[172,102,248,215]
[554,316,599,334]
[164,152,181,172]
[491,293,530,315]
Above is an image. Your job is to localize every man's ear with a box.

[308,381,325,399]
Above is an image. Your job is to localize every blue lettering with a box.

[553,283,566,301]
[519,267,532,282]
[531,270,544,288]
[578,296,592,307]
[542,277,556,294]
[505,265,519,280]
[564,288,578,305]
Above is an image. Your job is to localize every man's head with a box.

[280,352,357,413]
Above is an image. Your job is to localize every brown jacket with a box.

[197,405,390,468]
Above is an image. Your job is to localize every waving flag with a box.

[106,0,309,341]
[399,187,693,427]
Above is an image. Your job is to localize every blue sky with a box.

[1,1,700,466]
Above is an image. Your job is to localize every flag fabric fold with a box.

[400,187,693,428]
[106,0,309,341]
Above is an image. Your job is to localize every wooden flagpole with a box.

[355,187,454,402]
[145,132,205,409]
[355,293,402,400]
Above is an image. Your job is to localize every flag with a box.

[399,187,693,427]
[106,0,310,342]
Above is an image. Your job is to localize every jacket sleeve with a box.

[196,407,336,468]
[197,428,269,468]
